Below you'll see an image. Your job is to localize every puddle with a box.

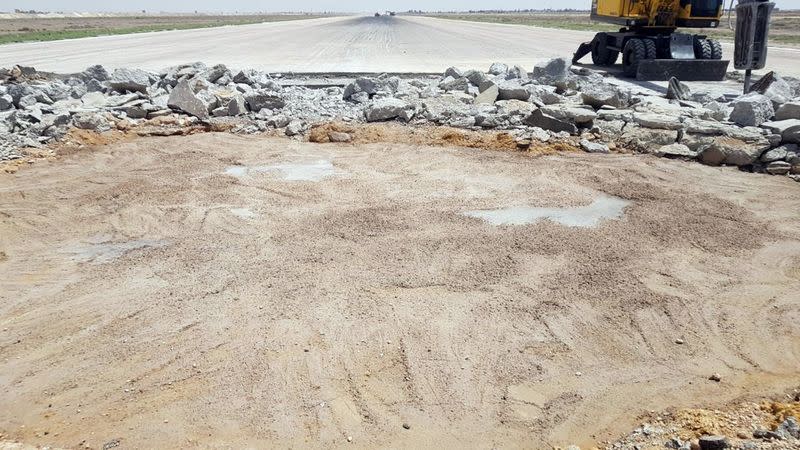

[464,195,630,227]
[225,160,336,181]
[63,238,167,264]
[230,207,258,219]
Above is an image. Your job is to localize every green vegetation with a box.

[0,16,326,45]
[430,13,800,46]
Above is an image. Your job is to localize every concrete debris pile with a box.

[1,61,799,182]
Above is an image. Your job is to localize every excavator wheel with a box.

[708,39,723,60]
[693,38,713,60]
[642,39,657,60]
[591,33,619,66]
[623,38,647,77]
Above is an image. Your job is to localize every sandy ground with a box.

[1,132,800,449]
[1,15,799,76]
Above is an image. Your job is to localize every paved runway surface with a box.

[1,15,798,75]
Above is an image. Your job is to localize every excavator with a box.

[573,0,730,80]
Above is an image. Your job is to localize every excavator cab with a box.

[575,0,730,80]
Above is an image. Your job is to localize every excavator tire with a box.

[643,39,657,60]
[694,38,712,60]
[623,38,647,77]
[708,39,723,60]
[591,33,619,66]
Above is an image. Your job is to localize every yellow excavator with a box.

[573,0,730,80]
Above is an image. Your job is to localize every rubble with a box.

[0,62,798,183]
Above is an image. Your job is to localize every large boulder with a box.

[633,113,683,130]
[364,97,410,122]
[444,67,463,79]
[0,94,14,111]
[72,112,111,132]
[82,64,109,82]
[475,84,499,104]
[666,77,692,101]
[167,79,211,120]
[540,105,596,125]
[729,92,774,127]
[343,77,380,101]
[108,68,153,93]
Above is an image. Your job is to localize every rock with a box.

[225,93,247,116]
[82,64,109,82]
[328,131,352,143]
[343,77,379,100]
[80,91,108,109]
[634,113,683,130]
[524,109,577,134]
[708,373,722,382]
[439,76,469,92]
[698,435,728,450]
[364,97,409,122]
[766,161,791,175]
[495,99,536,116]
[167,79,210,120]
[475,84,499,104]
[402,423,411,430]
[267,114,291,128]
[202,64,228,83]
[776,417,800,439]
[540,105,597,125]
[750,71,793,107]
[506,65,528,81]
[244,91,286,112]
[108,68,153,93]
[284,119,305,136]
[657,143,697,158]
[699,137,769,166]
[0,94,14,111]
[464,69,489,86]
[760,144,795,162]
[581,83,631,108]
[729,93,774,127]
[667,77,692,101]
[72,112,111,131]
[532,58,571,83]
[444,67,462,79]
[775,102,800,120]
[580,139,609,153]
[86,78,105,93]
[621,125,680,153]
[488,62,509,76]
[497,80,530,101]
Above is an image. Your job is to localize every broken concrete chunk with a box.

[444,67,463,79]
[580,139,609,154]
[72,112,111,132]
[243,91,286,112]
[108,68,153,93]
[656,143,697,158]
[581,83,631,109]
[475,84,499,105]
[524,109,577,134]
[634,113,683,130]
[666,77,692,101]
[775,102,800,121]
[167,79,210,120]
[729,92,774,127]
[497,80,530,101]
[364,97,409,122]
[488,62,509,76]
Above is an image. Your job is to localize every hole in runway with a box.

[464,195,631,227]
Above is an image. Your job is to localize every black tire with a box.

[623,38,647,77]
[591,33,620,66]
[643,39,657,60]
[708,39,723,60]
[694,38,712,60]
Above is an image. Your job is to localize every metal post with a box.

[744,69,752,93]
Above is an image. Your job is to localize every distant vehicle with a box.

[374,12,381,17]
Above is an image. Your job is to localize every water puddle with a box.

[464,195,630,227]
[63,238,167,264]
[225,159,336,181]
[230,207,258,219]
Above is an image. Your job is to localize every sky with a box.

[7,0,795,13]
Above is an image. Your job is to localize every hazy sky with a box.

[10,0,795,13]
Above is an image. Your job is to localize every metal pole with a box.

[743,69,752,94]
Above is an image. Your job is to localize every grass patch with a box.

[0,16,328,45]
[429,13,800,46]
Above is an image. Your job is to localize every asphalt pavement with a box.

[1,15,798,76]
